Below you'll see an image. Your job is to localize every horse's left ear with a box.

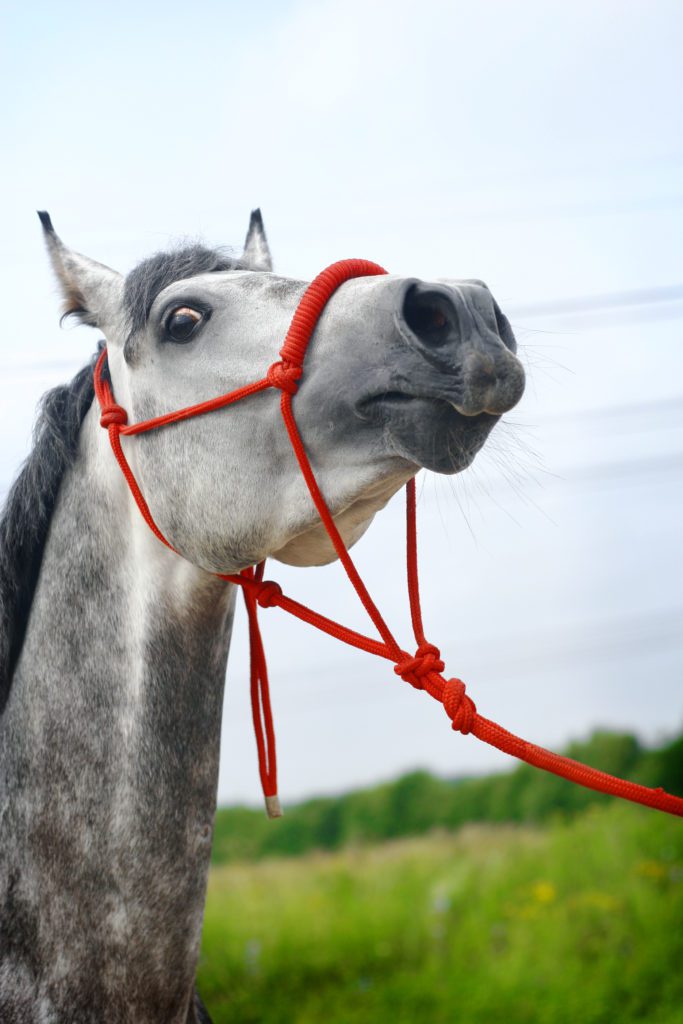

[38,211,124,333]
[241,208,273,271]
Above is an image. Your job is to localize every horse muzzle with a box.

[356,278,525,473]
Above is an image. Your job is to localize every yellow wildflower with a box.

[532,881,557,904]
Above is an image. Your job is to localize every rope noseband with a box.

[94,259,683,820]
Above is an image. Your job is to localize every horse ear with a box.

[242,208,273,271]
[38,212,124,331]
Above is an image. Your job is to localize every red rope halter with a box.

[94,259,683,820]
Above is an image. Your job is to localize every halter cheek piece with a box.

[94,259,683,820]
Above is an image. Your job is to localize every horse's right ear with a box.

[38,212,124,333]
[242,208,273,272]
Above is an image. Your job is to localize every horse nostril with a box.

[401,284,453,345]
[468,353,497,388]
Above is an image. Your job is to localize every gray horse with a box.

[0,211,525,1022]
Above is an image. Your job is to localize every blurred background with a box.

[2,2,682,1021]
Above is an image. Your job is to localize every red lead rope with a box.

[94,259,683,820]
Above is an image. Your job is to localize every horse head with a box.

[39,211,525,572]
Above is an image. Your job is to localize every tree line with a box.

[211,729,683,864]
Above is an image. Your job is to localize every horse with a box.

[0,210,525,1022]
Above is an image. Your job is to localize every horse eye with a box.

[165,306,205,343]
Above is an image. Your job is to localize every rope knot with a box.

[394,642,445,690]
[100,404,128,428]
[442,677,476,734]
[267,360,303,395]
[254,580,283,609]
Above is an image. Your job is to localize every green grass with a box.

[198,803,683,1023]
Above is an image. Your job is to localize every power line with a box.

[508,283,683,319]
[519,394,683,426]
[226,606,683,718]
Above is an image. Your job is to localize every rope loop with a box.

[394,642,445,690]
[100,403,128,428]
[442,677,477,734]
[267,360,303,395]
[254,580,283,609]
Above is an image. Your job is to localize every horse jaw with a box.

[270,468,414,566]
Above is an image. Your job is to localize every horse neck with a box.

[0,403,235,1019]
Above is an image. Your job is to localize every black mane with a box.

[123,245,242,337]
[0,348,101,713]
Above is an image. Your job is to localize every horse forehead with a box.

[146,270,424,324]
[147,270,306,314]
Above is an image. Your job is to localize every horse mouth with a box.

[356,391,500,474]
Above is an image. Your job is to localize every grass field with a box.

[198,803,683,1023]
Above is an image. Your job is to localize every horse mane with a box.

[0,346,102,714]
[123,244,242,337]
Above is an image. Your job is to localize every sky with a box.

[2,0,682,805]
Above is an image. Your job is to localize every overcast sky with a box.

[2,0,682,805]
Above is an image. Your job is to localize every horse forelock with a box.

[123,244,245,341]
[0,348,102,714]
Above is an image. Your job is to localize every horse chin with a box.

[271,468,413,567]
[364,395,500,475]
